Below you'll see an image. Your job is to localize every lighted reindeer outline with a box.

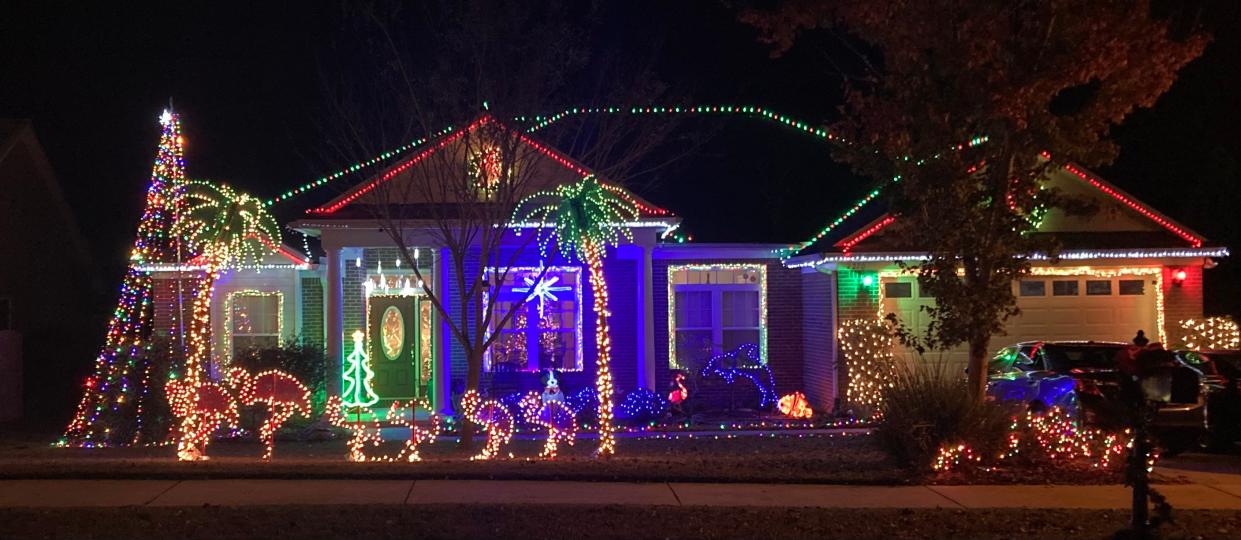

[325,397,442,462]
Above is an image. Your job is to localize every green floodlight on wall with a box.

[861,275,876,287]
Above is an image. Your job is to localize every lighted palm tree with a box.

[173,180,280,378]
[514,176,639,457]
[169,180,279,459]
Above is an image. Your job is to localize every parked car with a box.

[987,341,1207,453]
[1174,349,1241,448]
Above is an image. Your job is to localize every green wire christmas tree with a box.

[342,330,379,408]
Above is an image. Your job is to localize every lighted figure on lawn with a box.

[668,372,689,410]
[518,391,577,459]
[326,396,441,462]
[326,396,382,462]
[460,389,516,460]
[341,330,380,408]
[514,176,642,457]
[164,377,238,461]
[226,368,312,460]
[382,399,442,462]
[777,392,813,419]
[701,344,778,409]
[167,180,281,461]
[541,370,565,404]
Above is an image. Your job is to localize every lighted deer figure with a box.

[165,377,238,461]
[383,399,442,462]
[326,396,381,462]
[518,391,577,459]
[460,390,515,460]
[227,368,311,460]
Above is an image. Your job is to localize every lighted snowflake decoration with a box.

[513,272,572,318]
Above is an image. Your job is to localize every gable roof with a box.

[0,119,95,271]
[789,161,1217,262]
[306,114,671,219]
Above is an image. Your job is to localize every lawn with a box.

[0,424,1137,485]
[2,505,1239,539]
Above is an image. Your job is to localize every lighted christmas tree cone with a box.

[61,110,189,447]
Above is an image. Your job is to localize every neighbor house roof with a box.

[785,161,1226,266]
[0,119,95,272]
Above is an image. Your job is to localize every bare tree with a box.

[318,0,689,449]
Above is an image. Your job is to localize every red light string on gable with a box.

[839,215,897,253]
[310,115,673,217]
[307,118,484,214]
[274,105,842,209]
[1061,163,1203,248]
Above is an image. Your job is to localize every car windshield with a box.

[1041,345,1125,371]
[1205,352,1241,371]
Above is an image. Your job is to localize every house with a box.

[0,120,97,421]
[785,162,1228,408]
[203,116,1226,416]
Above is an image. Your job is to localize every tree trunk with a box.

[967,334,990,402]
[185,268,219,384]
[583,242,616,457]
[458,347,483,451]
[176,266,219,460]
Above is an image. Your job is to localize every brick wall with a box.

[603,258,637,394]
[151,276,200,353]
[801,269,835,411]
[652,259,805,406]
[299,275,323,347]
[1163,264,1204,345]
[834,266,880,404]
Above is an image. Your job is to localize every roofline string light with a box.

[271,105,891,211]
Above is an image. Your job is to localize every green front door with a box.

[367,295,420,401]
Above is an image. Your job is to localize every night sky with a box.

[2,1,1239,318]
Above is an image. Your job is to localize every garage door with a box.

[881,273,1160,364]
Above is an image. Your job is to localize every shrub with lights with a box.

[618,388,669,425]
[933,407,1131,474]
[1179,316,1240,351]
[838,319,899,419]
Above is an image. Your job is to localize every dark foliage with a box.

[877,361,1013,468]
[231,339,328,416]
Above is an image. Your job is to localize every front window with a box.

[668,264,767,369]
[227,291,282,359]
[485,267,582,372]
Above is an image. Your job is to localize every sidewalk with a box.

[3,478,1241,509]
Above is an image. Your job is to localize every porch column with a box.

[636,242,656,390]
[325,245,344,397]
[436,247,453,415]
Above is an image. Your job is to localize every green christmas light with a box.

[342,330,379,408]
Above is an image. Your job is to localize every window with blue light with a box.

[484,267,582,372]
